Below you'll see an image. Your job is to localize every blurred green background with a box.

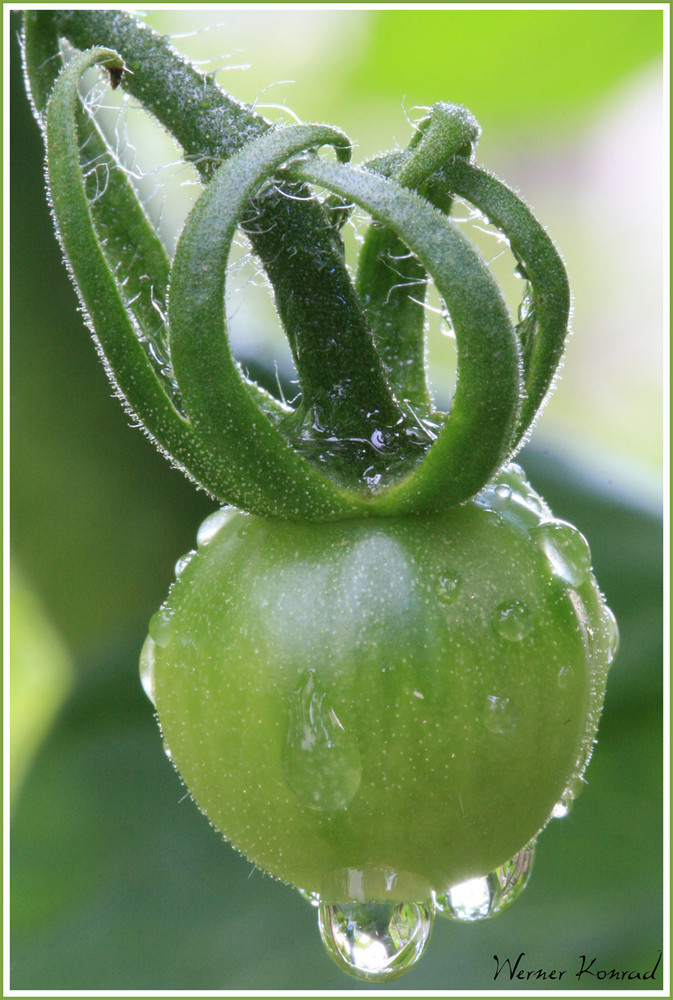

[10,7,664,991]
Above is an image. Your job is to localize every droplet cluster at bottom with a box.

[309,839,538,982]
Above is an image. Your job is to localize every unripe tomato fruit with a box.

[142,465,614,907]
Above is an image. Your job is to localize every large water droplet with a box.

[435,841,535,922]
[493,600,534,641]
[483,694,518,734]
[282,671,361,812]
[436,572,461,604]
[196,507,236,547]
[148,607,174,648]
[534,521,592,586]
[318,900,433,983]
[139,634,156,705]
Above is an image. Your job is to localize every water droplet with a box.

[483,694,518,734]
[164,744,173,761]
[557,664,573,689]
[534,521,592,586]
[282,671,362,812]
[436,573,461,604]
[174,549,195,578]
[139,634,156,705]
[551,774,585,818]
[370,429,388,453]
[494,483,512,500]
[196,507,236,547]
[298,888,321,907]
[551,789,573,818]
[318,900,433,983]
[603,606,620,665]
[435,840,535,921]
[493,600,534,641]
[149,607,174,648]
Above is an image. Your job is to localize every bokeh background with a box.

[10,7,665,991]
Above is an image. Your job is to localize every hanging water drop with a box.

[493,600,534,641]
[282,670,361,812]
[533,521,592,587]
[139,634,156,705]
[435,840,535,921]
[318,900,433,983]
[196,507,236,547]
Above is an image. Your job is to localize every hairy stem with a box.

[30,9,406,439]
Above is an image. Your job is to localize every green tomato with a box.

[141,464,616,979]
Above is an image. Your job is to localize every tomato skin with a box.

[148,469,612,904]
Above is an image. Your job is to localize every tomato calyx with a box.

[26,14,569,520]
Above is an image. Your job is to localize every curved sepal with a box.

[354,105,481,411]
[44,47,259,502]
[436,159,570,445]
[169,124,366,518]
[290,158,522,512]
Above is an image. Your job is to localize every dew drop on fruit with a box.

[551,790,573,819]
[493,600,534,641]
[318,900,433,983]
[435,840,535,921]
[557,664,573,689]
[149,607,174,648]
[603,606,620,665]
[551,774,585,818]
[494,483,512,500]
[282,670,362,812]
[483,694,518,734]
[436,572,461,604]
[505,461,525,479]
[174,549,195,578]
[139,634,156,705]
[196,507,236,547]
[533,521,592,587]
